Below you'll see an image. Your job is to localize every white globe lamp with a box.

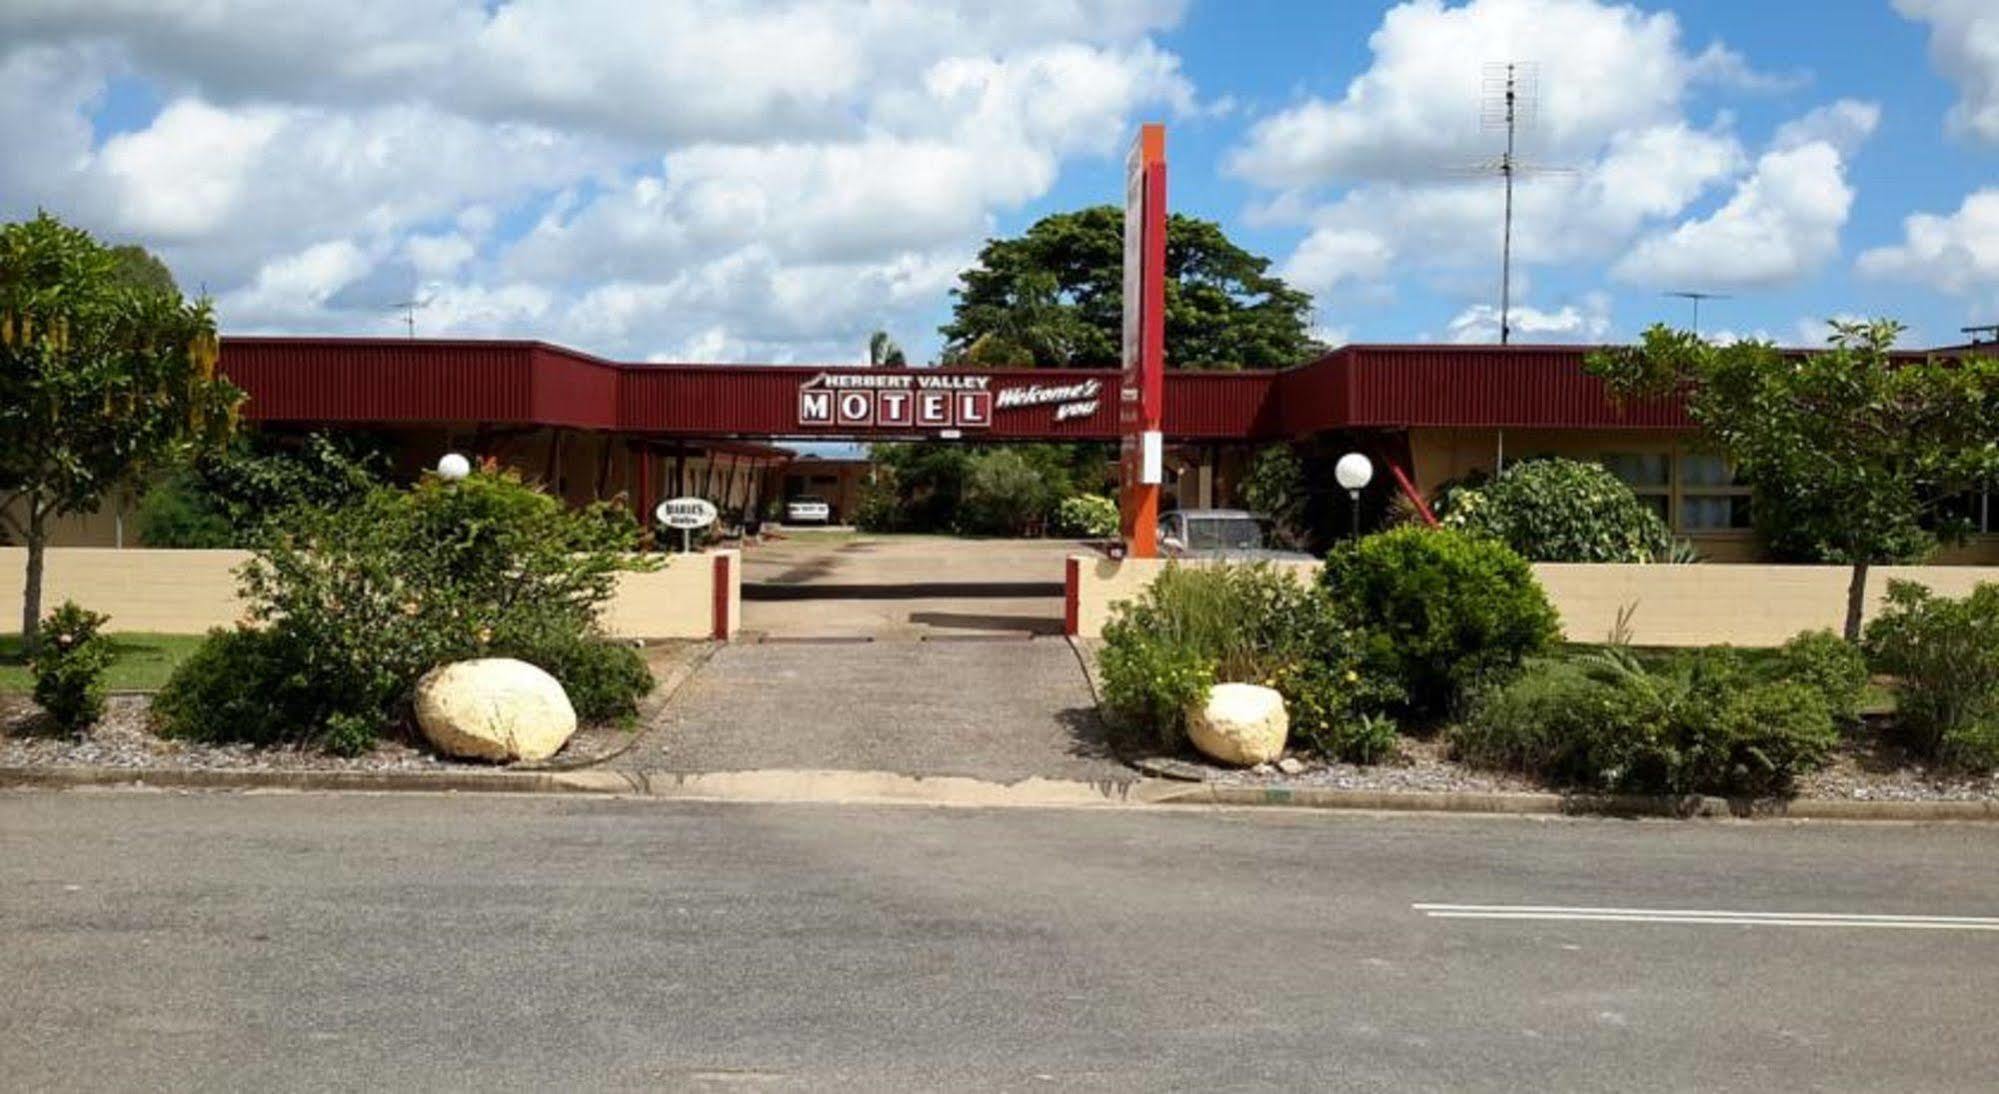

[437,452,472,482]
[1335,452,1373,538]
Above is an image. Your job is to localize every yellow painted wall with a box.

[1066,555,1999,646]
[1,547,734,640]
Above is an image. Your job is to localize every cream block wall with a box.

[1065,555,1999,646]
[2,547,735,640]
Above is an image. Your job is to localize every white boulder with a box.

[1186,683,1289,767]
[414,658,577,763]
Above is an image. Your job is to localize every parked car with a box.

[785,496,832,524]
[1157,509,1313,561]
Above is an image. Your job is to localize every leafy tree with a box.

[1588,320,1999,641]
[1242,444,1308,544]
[1442,457,1673,563]
[0,213,240,651]
[867,329,908,368]
[107,245,179,296]
[940,206,1320,369]
[960,449,1056,535]
[137,432,389,548]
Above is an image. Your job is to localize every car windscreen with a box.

[1185,517,1267,552]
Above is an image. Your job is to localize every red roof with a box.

[218,335,1698,439]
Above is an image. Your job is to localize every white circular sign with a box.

[655,497,718,530]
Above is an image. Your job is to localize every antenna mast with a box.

[1665,291,1731,337]
[388,295,433,338]
[1481,63,1535,346]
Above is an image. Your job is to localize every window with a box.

[1678,453,1752,532]
[1600,452,1671,526]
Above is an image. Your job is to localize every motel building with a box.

[22,334,1999,565]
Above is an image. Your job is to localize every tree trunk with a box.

[1843,561,1870,644]
[21,502,47,656]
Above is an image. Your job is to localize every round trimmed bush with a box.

[1442,457,1671,563]
[1320,526,1560,719]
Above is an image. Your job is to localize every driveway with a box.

[740,533,1084,640]
[622,637,1127,783]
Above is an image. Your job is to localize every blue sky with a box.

[3,0,1996,362]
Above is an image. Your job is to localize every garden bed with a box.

[0,641,708,773]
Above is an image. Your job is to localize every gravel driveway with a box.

[619,637,1130,783]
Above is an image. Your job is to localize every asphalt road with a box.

[6,793,1999,1092]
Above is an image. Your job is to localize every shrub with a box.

[1320,527,1560,720]
[1455,648,1839,796]
[510,633,654,726]
[1241,445,1307,542]
[959,449,1055,535]
[1863,581,1999,770]
[138,432,386,548]
[1441,458,1671,563]
[1770,629,1868,723]
[28,601,113,731]
[155,469,652,753]
[1097,563,1402,760]
[1053,493,1118,538]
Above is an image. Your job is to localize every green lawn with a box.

[0,633,205,694]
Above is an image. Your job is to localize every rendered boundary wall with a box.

[0,548,739,641]
[1065,555,1999,646]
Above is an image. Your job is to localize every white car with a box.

[785,496,831,524]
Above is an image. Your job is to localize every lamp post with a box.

[437,452,471,482]
[1335,452,1373,539]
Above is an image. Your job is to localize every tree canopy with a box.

[940,206,1320,370]
[0,212,240,649]
[1588,320,1999,640]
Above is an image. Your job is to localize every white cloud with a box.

[0,1,1195,360]
[1445,292,1612,344]
[1613,103,1877,290]
[1858,188,1999,300]
[1896,0,1999,143]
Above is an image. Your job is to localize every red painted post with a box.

[1064,556,1081,637]
[711,552,733,641]
[1119,124,1167,558]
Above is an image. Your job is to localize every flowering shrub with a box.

[29,601,112,731]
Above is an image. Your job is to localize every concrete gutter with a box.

[3,763,1998,821]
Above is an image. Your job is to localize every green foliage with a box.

[940,205,1320,369]
[1319,527,1560,720]
[138,432,388,547]
[1456,645,1840,796]
[1588,319,1999,638]
[1097,563,1401,761]
[1441,458,1672,563]
[28,601,112,731]
[105,245,178,296]
[1863,581,1999,770]
[867,330,907,367]
[1241,445,1307,543]
[1773,629,1868,724]
[0,212,241,649]
[1053,493,1119,538]
[155,469,653,753]
[960,449,1055,535]
[513,633,653,726]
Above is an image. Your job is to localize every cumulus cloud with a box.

[1614,103,1877,290]
[1858,188,1999,301]
[1896,0,1999,143]
[1445,292,1613,344]
[1224,0,1787,334]
[0,1,1194,360]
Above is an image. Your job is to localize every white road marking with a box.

[1414,903,1999,931]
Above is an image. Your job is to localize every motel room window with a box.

[1678,453,1753,532]
[1599,452,1671,526]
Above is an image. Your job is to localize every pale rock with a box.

[414,658,577,763]
[1186,683,1289,767]
[1277,756,1306,776]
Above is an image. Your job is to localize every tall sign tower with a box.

[1120,123,1167,557]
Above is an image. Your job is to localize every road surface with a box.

[5,792,1997,1091]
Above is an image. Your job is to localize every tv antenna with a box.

[1665,291,1731,337]
[387,295,433,338]
[1962,324,1999,346]
[1461,62,1572,345]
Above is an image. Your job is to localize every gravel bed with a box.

[0,640,705,773]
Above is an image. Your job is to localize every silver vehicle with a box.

[784,496,832,524]
[1156,509,1313,561]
